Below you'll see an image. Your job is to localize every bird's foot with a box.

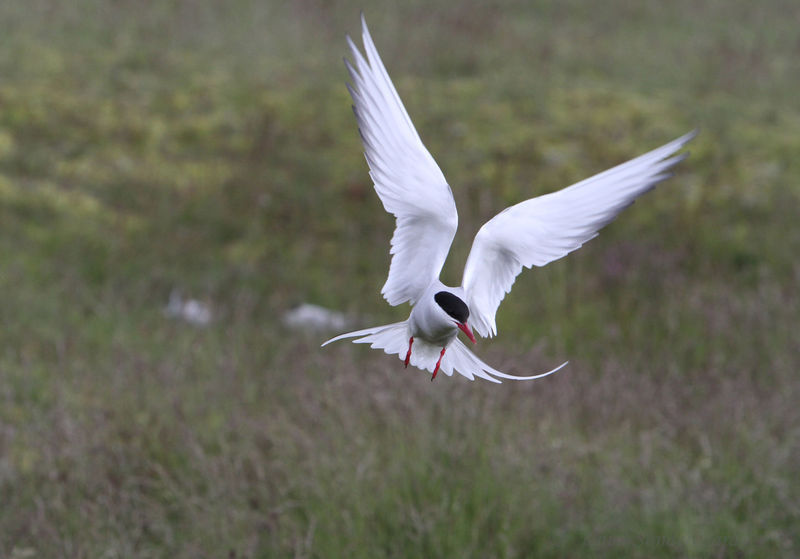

[404,337,414,368]
[431,347,446,381]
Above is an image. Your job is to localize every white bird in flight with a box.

[323,15,695,383]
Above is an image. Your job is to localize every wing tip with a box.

[345,35,361,62]
[360,12,373,44]
[680,128,699,145]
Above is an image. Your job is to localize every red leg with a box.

[431,347,446,381]
[404,337,414,368]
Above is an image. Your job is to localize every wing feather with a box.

[462,131,696,337]
[346,15,458,306]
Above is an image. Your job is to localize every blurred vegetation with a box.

[0,0,798,557]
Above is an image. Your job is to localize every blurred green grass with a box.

[1,0,799,557]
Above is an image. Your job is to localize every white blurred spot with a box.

[164,289,212,326]
[283,303,353,332]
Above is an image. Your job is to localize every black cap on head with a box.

[434,291,469,323]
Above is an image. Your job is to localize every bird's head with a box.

[434,291,476,344]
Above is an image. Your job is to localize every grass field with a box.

[1,1,799,557]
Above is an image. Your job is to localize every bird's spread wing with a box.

[322,321,566,383]
[345,15,458,306]
[462,131,696,338]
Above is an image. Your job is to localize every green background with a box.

[0,1,798,557]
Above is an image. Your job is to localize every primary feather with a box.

[462,131,696,338]
[345,14,458,306]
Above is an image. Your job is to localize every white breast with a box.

[408,285,462,345]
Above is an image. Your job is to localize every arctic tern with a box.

[323,15,695,383]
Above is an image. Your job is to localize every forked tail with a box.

[444,339,567,383]
[323,322,567,384]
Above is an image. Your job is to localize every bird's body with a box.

[323,15,695,383]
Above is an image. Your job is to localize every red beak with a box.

[457,322,477,344]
